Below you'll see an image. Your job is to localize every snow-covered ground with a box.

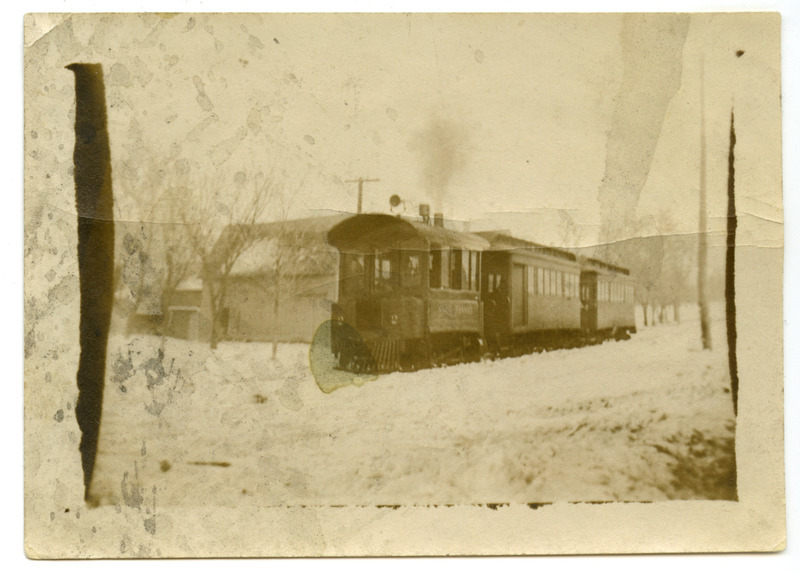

[90,307,736,509]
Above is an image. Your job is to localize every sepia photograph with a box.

[22,9,785,557]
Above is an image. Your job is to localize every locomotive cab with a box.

[337,247,427,338]
[328,214,489,372]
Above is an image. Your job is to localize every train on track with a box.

[327,213,636,373]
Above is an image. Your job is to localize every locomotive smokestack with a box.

[434,213,444,228]
[419,203,431,225]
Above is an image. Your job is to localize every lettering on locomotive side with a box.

[437,301,479,318]
[429,300,482,333]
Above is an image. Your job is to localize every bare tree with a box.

[226,190,310,360]
[655,234,695,323]
[649,209,696,324]
[146,185,202,320]
[594,218,664,326]
[181,170,278,349]
[265,219,308,361]
[114,154,201,335]
[596,208,706,329]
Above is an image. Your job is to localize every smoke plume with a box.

[413,117,470,213]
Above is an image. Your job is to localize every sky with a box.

[23,12,782,249]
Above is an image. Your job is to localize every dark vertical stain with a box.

[726,111,739,417]
[66,63,115,501]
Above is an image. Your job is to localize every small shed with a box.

[166,276,210,341]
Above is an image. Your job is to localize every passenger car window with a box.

[403,253,421,287]
[373,253,396,291]
[340,253,365,296]
[449,249,462,290]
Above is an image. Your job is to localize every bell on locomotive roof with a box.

[389,194,406,217]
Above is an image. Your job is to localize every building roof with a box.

[214,214,350,255]
[215,214,349,278]
[232,241,338,277]
[327,213,490,253]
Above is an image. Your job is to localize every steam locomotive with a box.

[327,213,635,373]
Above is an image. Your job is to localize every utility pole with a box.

[345,177,380,214]
[698,59,712,350]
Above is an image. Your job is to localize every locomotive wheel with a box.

[399,339,431,372]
